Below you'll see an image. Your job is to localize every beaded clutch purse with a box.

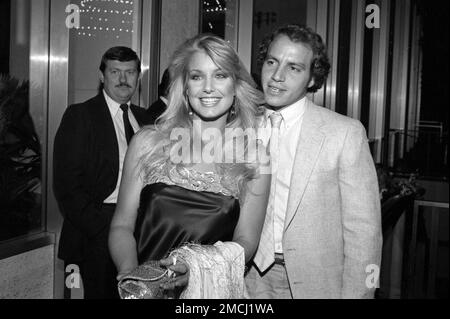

[117,260,170,299]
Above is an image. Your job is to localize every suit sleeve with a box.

[53,105,109,238]
[339,121,382,298]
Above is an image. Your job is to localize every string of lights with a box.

[202,0,229,34]
[75,0,136,39]
[203,0,228,13]
[73,0,232,38]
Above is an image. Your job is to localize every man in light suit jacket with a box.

[246,24,382,298]
[54,47,151,298]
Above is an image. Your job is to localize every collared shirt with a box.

[261,97,307,253]
[103,90,140,204]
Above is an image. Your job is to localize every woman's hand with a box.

[159,257,189,290]
[116,268,134,281]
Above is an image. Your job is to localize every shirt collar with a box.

[264,96,307,129]
[103,90,131,117]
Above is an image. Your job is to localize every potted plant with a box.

[0,74,41,241]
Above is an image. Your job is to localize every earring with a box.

[227,104,236,123]
[185,91,193,116]
[187,103,193,116]
[230,96,237,117]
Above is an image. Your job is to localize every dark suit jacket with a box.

[147,97,167,124]
[53,94,151,261]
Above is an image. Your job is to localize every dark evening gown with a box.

[134,161,241,264]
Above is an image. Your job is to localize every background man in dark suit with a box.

[147,68,170,123]
[53,46,151,299]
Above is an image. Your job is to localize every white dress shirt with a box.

[261,97,307,253]
[103,90,140,204]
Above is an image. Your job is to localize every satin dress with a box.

[134,162,241,264]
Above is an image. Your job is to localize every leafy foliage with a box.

[376,164,423,203]
[0,74,41,240]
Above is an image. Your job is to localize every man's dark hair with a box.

[99,46,141,74]
[258,24,331,93]
[158,68,171,98]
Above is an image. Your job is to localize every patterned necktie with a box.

[254,112,283,272]
[120,104,134,145]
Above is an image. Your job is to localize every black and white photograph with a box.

[0,0,448,308]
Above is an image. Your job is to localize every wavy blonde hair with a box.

[139,34,265,198]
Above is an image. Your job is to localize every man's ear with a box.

[98,70,104,83]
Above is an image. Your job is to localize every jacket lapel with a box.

[284,100,325,231]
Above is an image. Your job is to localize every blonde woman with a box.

[109,34,270,298]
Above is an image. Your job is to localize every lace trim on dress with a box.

[143,159,240,199]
